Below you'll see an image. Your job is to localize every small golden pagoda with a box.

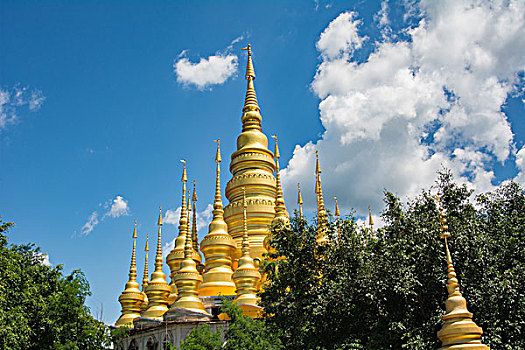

[170,200,208,315]
[232,188,262,317]
[224,44,277,262]
[199,139,237,297]
[142,207,171,320]
[264,135,289,254]
[140,234,149,313]
[115,221,144,327]
[297,183,303,218]
[436,196,488,349]
[315,151,328,244]
[334,196,341,241]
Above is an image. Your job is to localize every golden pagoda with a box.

[315,151,328,244]
[334,196,341,241]
[224,44,277,262]
[436,196,488,349]
[264,135,289,254]
[271,135,290,227]
[368,205,374,236]
[190,181,200,253]
[199,139,237,297]
[140,234,149,313]
[232,188,262,317]
[142,207,171,320]
[297,183,303,218]
[166,161,202,304]
[170,198,208,315]
[115,221,144,327]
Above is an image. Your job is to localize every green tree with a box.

[0,217,110,349]
[261,172,525,349]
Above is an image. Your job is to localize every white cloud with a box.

[104,195,130,218]
[174,50,238,90]
[515,145,525,184]
[282,1,525,217]
[81,211,99,236]
[41,254,51,267]
[34,252,52,267]
[0,85,45,132]
[316,11,367,60]
[163,207,182,225]
[80,195,130,236]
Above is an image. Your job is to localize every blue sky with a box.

[1,0,524,324]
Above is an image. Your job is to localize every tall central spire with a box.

[224,44,277,262]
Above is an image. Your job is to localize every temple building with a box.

[113,45,488,350]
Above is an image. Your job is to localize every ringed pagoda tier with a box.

[224,44,277,262]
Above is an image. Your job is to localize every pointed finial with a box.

[297,183,303,218]
[155,206,163,268]
[368,205,374,235]
[214,138,221,163]
[241,44,260,115]
[271,134,289,227]
[181,159,187,182]
[157,206,163,226]
[131,221,138,273]
[315,150,321,175]
[335,197,341,242]
[142,233,149,290]
[436,195,488,349]
[241,44,255,80]
[272,134,280,159]
[191,180,199,252]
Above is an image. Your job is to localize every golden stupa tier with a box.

[224,44,277,262]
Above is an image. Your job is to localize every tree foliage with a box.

[0,217,110,349]
[261,172,525,349]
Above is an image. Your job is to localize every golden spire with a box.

[170,192,207,315]
[241,44,260,118]
[116,221,144,327]
[187,188,191,240]
[223,44,277,263]
[232,187,262,317]
[200,139,236,297]
[315,151,328,244]
[335,196,341,241]
[142,207,170,320]
[271,135,289,226]
[297,183,303,218]
[166,161,202,304]
[191,181,199,252]
[436,196,488,349]
[368,205,374,237]
[140,233,149,313]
